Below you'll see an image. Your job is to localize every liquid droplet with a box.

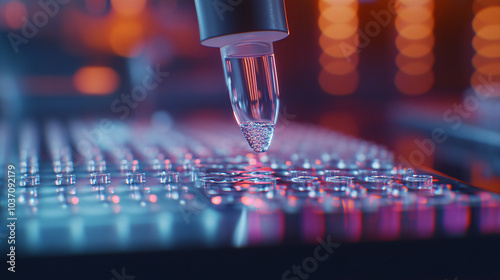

[239,122,275,153]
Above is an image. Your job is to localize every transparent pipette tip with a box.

[221,41,279,153]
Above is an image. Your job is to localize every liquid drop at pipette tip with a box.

[239,122,275,153]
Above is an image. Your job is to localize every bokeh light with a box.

[110,0,146,16]
[211,196,222,205]
[109,20,145,57]
[4,1,27,29]
[473,37,500,58]
[396,35,435,58]
[395,0,435,95]
[396,52,434,75]
[472,0,500,96]
[318,0,359,95]
[73,66,120,95]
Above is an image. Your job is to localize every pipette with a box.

[194,0,289,152]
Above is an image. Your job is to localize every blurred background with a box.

[0,0,498,192]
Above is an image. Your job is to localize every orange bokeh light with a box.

[109,21,144,57]
[395,71,434,95]
[397,6,432,23]
[472,1,500,93]
[395,0,434,94]
[473,5,499,39]
[319,0,359,95]
[396,53,434,75]
[111,0,147,16]
[320,5,357,23]
[472,54,500,69]
[397,24,433,40]
[323,24,358,40]
[73,66,120,95]
[398,61,433,75]
[473,6,500,29]
[475,62,500,75]
[321,54,359,75]
[396,35,434,58]
[476,43,500,58]
[318,14,358,32]
[397,0,433,9]
[319,34,359,58]
[475,25,500,40]
[473,38,500,58]
[398,43,433,58]
[319,0,358,10]
[4,1,27,29]
[396,16,434,33]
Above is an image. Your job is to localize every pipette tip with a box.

[239,122,275,153]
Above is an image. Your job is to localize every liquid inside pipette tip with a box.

[239,122,275,153]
